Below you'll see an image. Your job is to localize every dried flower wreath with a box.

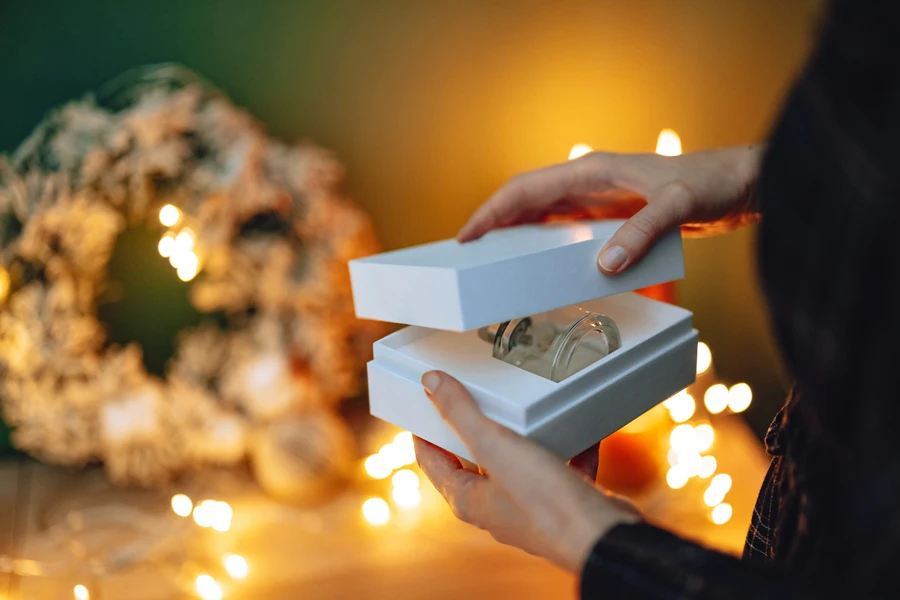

[0,64,385,491]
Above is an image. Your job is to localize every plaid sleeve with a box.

[580,522,809,600]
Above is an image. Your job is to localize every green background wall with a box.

[0,0,823,439]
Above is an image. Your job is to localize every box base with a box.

[368,329,698,463]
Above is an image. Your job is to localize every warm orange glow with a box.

[666,465,689,489]
[711,502,733,525]
[176,252,200,282]
[0,266,10,302]
[209,501,233,532]
[669,424,696,451]
[223,554,249,579]
[698,455,718,478]
[170,494,193,517]
[195,574,223,600]
[656,129,682,156]
[711,473,733,494]
[392,486,422,508]
[568,143,593,160]
[704,384,730,414]
[728,383,753,412]
[364,454,392,479]
[159,204,181,227]
[665,391,695,423]
[391,469,420,490]
[696,342,712,374]
[392,431,417,466]
[378,442,406,470]
[158,233,176,258]
[704,484,727,507]
[362,498,391,525]
[73,585,90,600]
[694,424,715,452]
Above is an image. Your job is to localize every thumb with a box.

[596,182,691,274]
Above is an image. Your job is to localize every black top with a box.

[580,390,828,599]
[583,1,900,596]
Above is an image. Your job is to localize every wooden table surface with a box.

[0,415,767,600]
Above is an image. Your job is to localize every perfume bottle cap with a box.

[350,220,684,332]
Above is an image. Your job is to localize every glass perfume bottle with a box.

[478,306,621,382]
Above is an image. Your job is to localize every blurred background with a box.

[1,0,822,436]
[0,1,823,598]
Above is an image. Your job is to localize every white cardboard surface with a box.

[350,220,685,331]
[367,293,698,461]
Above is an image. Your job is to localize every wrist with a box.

[735,143,765,215]
[570,498,641,574]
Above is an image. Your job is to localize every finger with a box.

[596,181,692,274]
[568,442,600,483]
[421,370,581,499]
[457,155,616,242]
[421,371,533,475]
[414,436,494,527]
[421,370,617,544]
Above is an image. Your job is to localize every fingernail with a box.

[598,245,627,272]
[421,371,442,395]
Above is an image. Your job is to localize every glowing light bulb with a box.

[158,233,176,258]
[667,392,695,423]
[704,484,727,507]
[392,431,417,465]
[667,447,681,467]
[171,493,193,517]
[568,143,593,160]
[392,486,422,508]
[362,497,391,526]
[210,501,233,532]
[73,584,90,600]
[710,473,733,494]
[364,454,392,479]
[159,204,181,227]
[378,442,405,470]
[391,469,420,490]
[175,229,195,251]
[666,465,689,489]
[669,424,696,451]
[704,384,730,414]
[680,451,703,477]
[694,424,715,452]
[728,383,753,413]
[696,341,712,374]
[698,455,718,479]
[223,553,249,579]
[711,502,733,525]
[193,499,217,528]
[177,251,200,281]
[195,574,223,600]
[656,129,682,156]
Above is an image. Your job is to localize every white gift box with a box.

[350,220,697,462]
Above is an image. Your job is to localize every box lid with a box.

[349,219,684,331]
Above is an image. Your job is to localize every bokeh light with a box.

[362,498,391,525]
[170,494,193,517]
[704,384,730,414]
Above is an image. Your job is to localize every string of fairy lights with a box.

[661,340,752,526]
[156,203,201,281]
[361,431,421,525]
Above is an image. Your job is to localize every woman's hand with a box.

[415,370,640,574]
[458,145,764,275]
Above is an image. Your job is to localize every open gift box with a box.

[350,220,697,463]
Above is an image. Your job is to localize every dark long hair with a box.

[757,0,900,590]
